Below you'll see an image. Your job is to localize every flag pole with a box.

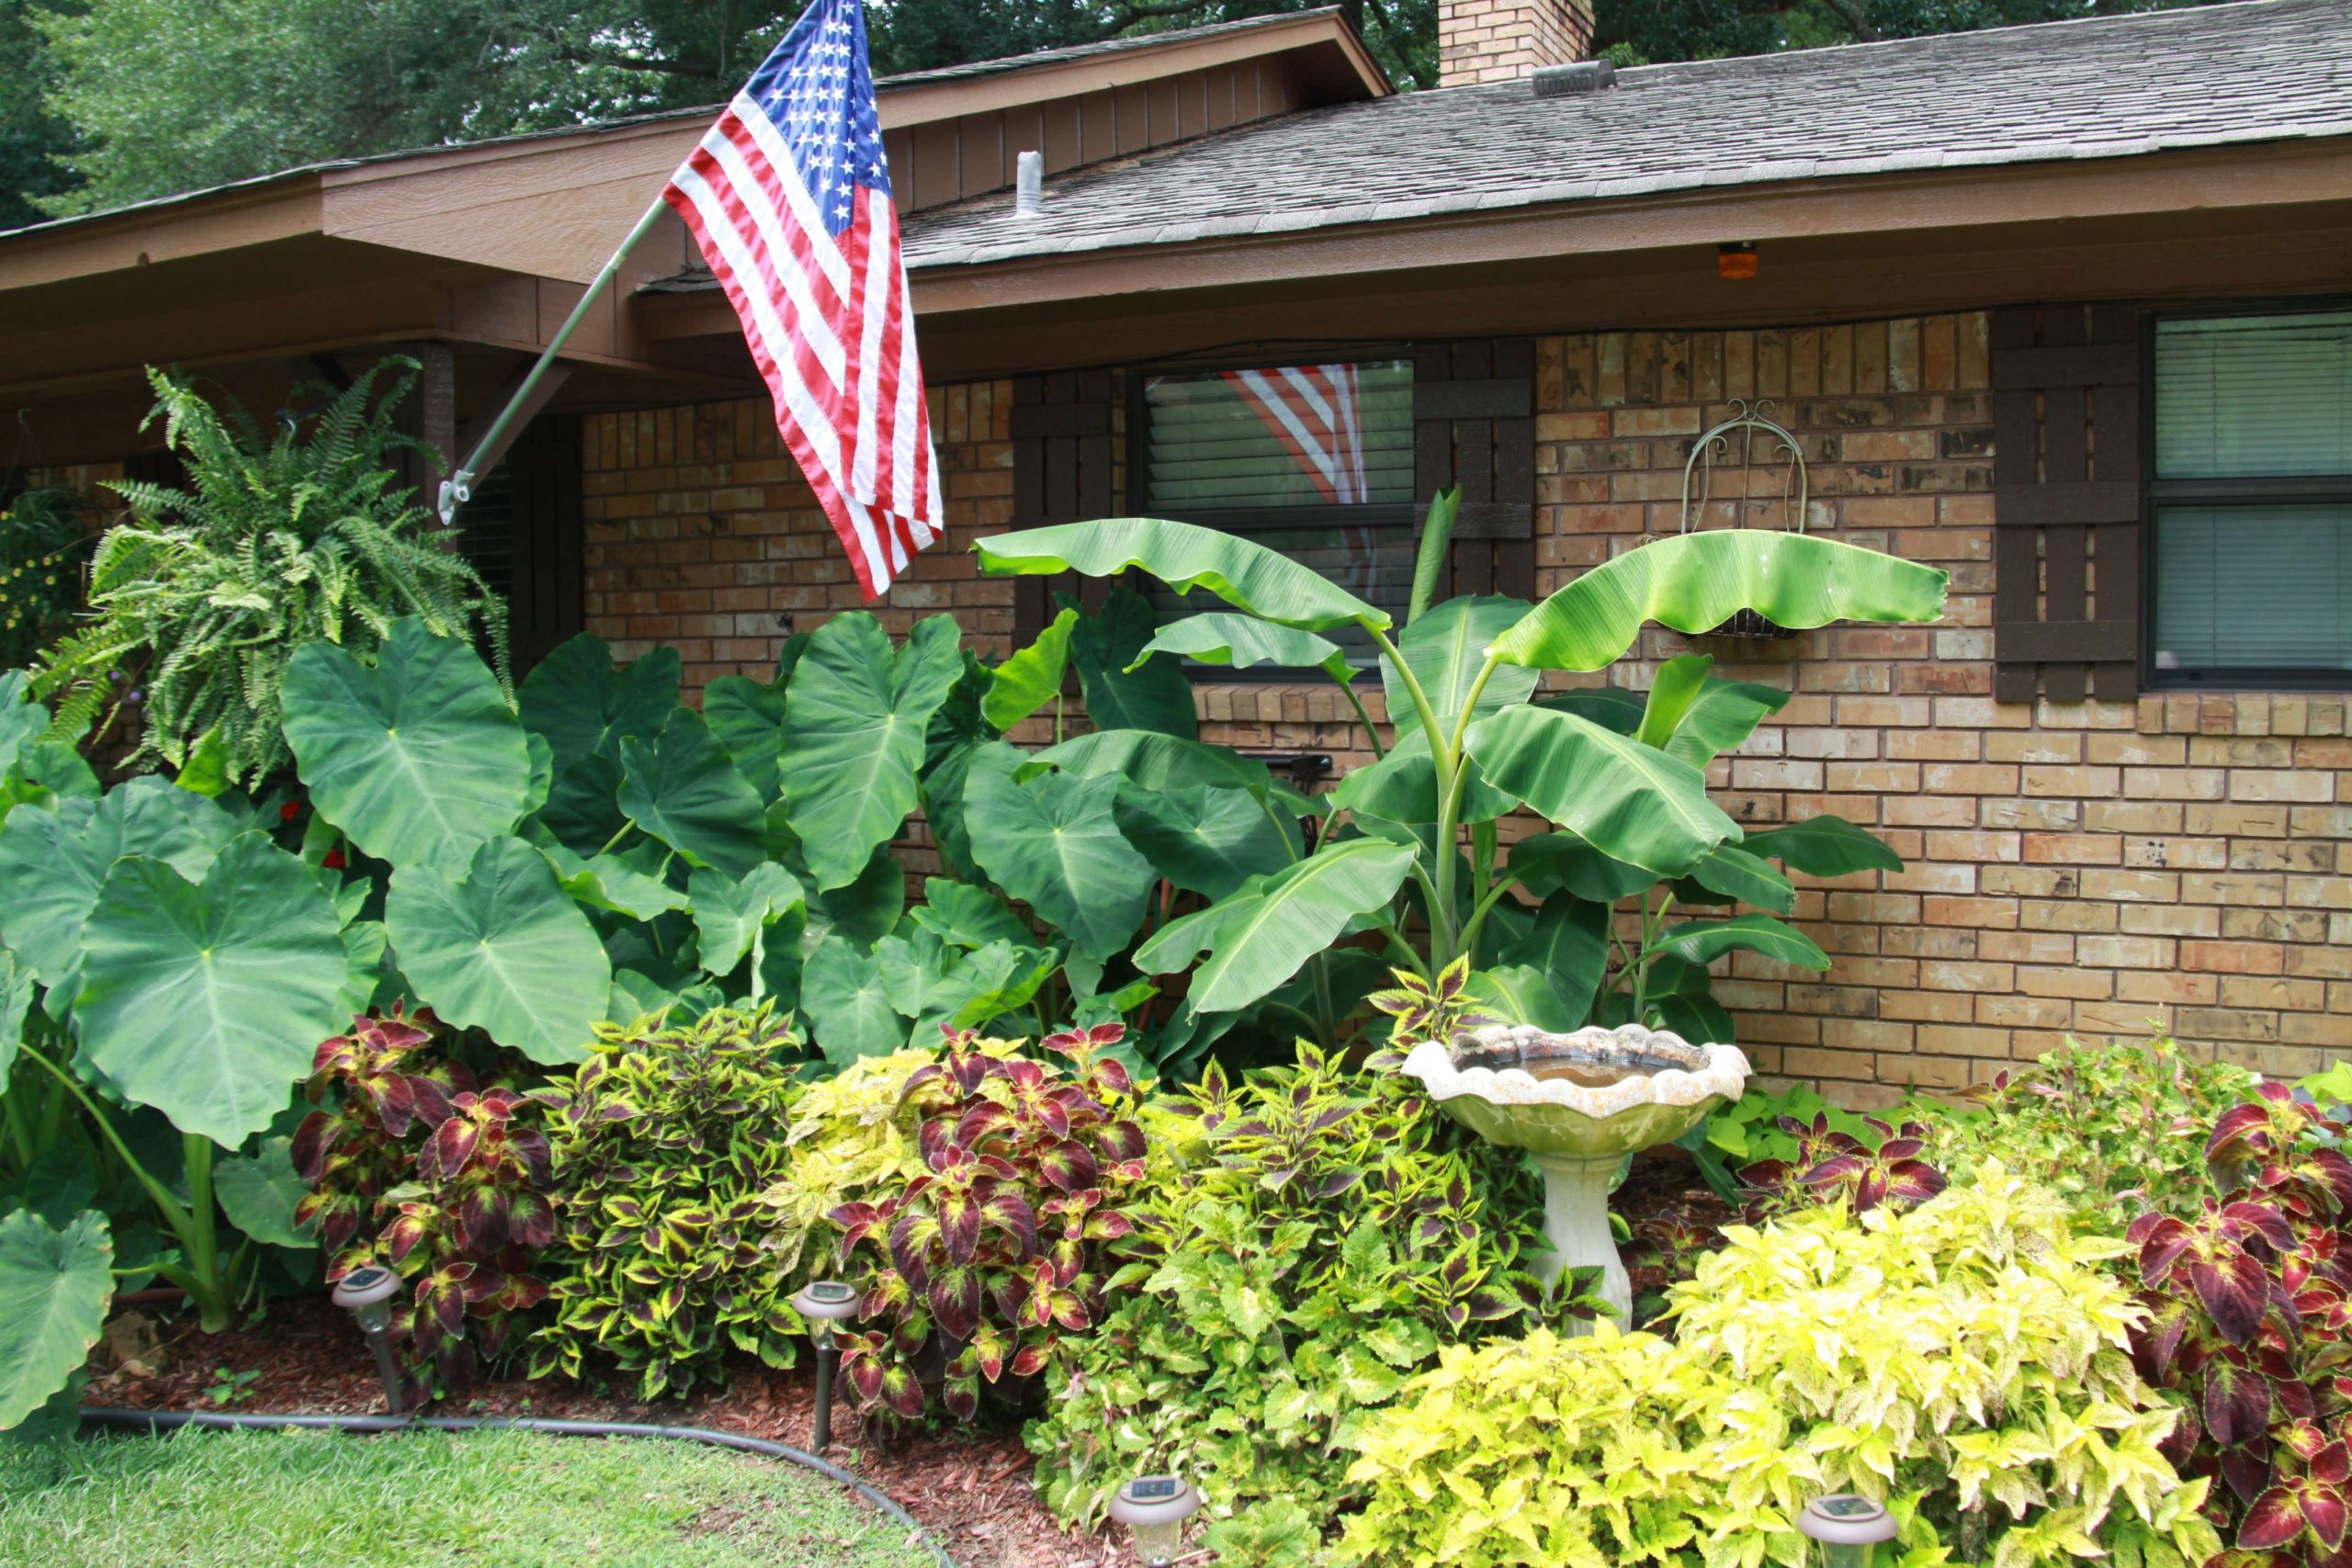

[436,193,672,526]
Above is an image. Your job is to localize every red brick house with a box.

[4,0,2350,1103]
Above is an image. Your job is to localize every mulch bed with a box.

[78,1152,1733,1568]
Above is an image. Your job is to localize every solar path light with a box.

[1108,1474,1201,1566]
[330,1265,404,1416]
[1796,1495,1898,1568]
[791,1280,861,1451]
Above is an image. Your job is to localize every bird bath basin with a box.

[1400,1023,1748,1330]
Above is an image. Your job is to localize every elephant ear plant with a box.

[972,501,1948,1041]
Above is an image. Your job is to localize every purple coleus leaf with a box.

[2241,1476,2352,1553]
[2202,1348,2273,1447]
[2192,1242,2274,1346]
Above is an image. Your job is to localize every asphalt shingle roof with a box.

[900,0,2352,270]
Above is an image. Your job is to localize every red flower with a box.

[280,801,304,822]
[322,848,346,870]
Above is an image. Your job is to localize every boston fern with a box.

[32,358,507,784]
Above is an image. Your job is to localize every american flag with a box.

[663,0,940,599]
[1220,365,1371,503]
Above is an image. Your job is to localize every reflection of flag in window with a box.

[1221,365,1370,502]
[1221,365,1376,599]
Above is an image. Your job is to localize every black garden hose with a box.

[78,1407,957,1568]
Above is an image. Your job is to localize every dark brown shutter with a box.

[1413,338,1537,600]
[1009,370,1116,638]
[503,414,584,671]
[1990,303,2143,704]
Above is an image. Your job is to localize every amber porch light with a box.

[1718,243,1759,279]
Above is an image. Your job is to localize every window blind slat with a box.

[2153,503,2352,672]
[2155,311,2352,479]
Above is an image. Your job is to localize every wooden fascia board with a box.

[893,138,2352,318]
[878,17,1388,128]
[0,176,324,292]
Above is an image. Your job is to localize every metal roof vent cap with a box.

[1015,150,1045,217]
[1532,60,1614,97]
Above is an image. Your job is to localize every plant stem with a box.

[1365,621,1462,967]
[595,820,635,856]
[17,1041,230,1326]
[1337,678,1385,761]
[1455,874,1522,965]
[182,1134,228,1331]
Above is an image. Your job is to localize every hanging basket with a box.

[1678,400,1807,641]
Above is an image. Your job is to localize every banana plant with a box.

[974,496,1949,1042]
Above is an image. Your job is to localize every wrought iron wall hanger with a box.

[1676,399,1809,638]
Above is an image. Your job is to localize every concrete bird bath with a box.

[1401,1022,1748,1330]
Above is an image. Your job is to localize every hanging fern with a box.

[30,358,509,786]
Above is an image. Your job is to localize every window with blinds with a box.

[2150,310,2352,684]
[1137,360,1414,668]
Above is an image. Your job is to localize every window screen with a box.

[1138,360,1414,667]
[2150,311,2352,682]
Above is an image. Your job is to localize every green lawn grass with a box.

[0,1426,939,1568]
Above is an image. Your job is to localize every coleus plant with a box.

[293,1006,554,1393]
[1739,1110,1947,1216]
[2125,1082,2352,1565]
[829,1022,1147,1424]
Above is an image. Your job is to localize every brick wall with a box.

[1438,0,1595,86]
[581,385,1021,687]
[580,313,2352,1103]
[1532,316,2352,1103]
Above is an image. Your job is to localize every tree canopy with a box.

[3,0,2227,229]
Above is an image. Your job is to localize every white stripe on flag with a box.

[730,94,854,298]
[696,127,849,389]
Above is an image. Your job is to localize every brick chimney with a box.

[1439,0,1595,86]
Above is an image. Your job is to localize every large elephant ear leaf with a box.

[703,673,789,802]
[1134,613,1352,684]
[800,935,907,1066]
[518,633,681,772]
[0,948,30,1079]
[618,707,768,877]
[688,863,807,977]
[1741,816,1903,877]
[1464,964,1584,1032]
[781,612,962,890]
[1467,705,1738,876]
[1664,677,1791,768]
[0,779,241,993]
[76,834,351,1145]
[984,606,1077,732]
[1489,533,1949,671]
[0,1209,112,1432]
[975,517,1388,631]
[1114,781,1301,902]
[1024,728,1317,813]
[282,617,531,866]
[212,1135,314,1250]
[965,741,1157,964]
[386,835,609,1065]
[1383,595,1538,739]
[1067,587,1197,739]
[1134,838,1416,1014]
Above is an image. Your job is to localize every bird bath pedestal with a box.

[1400,1024,1747,1330]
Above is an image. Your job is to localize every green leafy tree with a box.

[0,0,79,227]
[1594,0,2226,65]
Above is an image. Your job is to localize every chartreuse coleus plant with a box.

[293,1006,555,1393]
[1025,1043,1568,1567]
[2116,1081,2352,1567]
[528,1002,816,1399]
[1918,1032,2256,1232]
[973,498,1947,1046]
[1338,1168,2221,1568]
[830,1023,1147,1425]
[755,1047,930,1283]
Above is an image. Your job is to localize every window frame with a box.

[2142,296,2352,694]
[1124,352,1422,681]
